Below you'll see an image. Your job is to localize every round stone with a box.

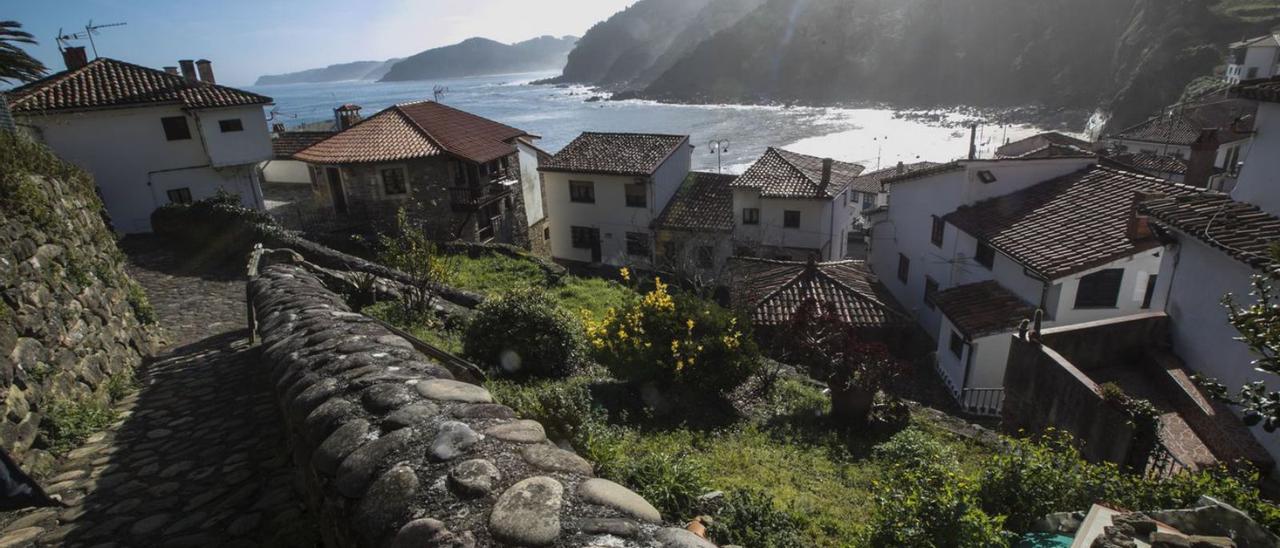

[447,459,501,498]
[391,518,476,548]
[656,527,718,548]
[303,398,358,446]
[361,384,414,413]
[130,513,171,536]
[355,464,419,546]
[383,403,440,431]
[429,421,481,462]
[314,419,371,476]
[452,403,517,420]
[415,379,492,403]
[578,478,661,523]
[520,444,593,476]
[483,420,546,443]
[490,476,564,546]
[336,427,416,497]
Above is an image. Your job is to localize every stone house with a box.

[651,171,737,282]
[293,100,549,251]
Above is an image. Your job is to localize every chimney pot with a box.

[334,104,363,131]
[164,66,179,75]
[1127,191,1163,241]
[896,161,905,175]
[61,47,89,71]
[178,60,197,82]
[195,59,215,84]
[1185,129,1220,189]
[821,158,833,187]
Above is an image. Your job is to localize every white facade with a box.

[516,140,546,227]
[20,103,271,233]
[1226,36,1280,84]
[730,189,854,261]
[1231,102,1280,216]
[544,143,692,266]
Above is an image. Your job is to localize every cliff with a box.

[255,59,398,86]
[0,134,156,471]
[378,36,577,82]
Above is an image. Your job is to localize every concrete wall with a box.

[263,160,312,184]
[1232,103,1280,217]
[1049,248,1166,324]
[249,261,676,547]
[517,141,545,227]
[20,104,269,233]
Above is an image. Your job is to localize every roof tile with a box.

[728,258,909,328]
[1141,193,1280,269]
[540,132,689,176]
[934,280,1037,338]
[653,172,736,233]
[293,101,527,164]
[7,58,271,113]
[732,148,865,199]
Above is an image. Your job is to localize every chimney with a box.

[1126,191,1164,241]
[195,59,215,84]
[334,104,362,131]
[178,60,197,82]
[968,124,978,160]
[164,66,179,75]
[271,122,286,134]
[1185,129,1220,189]
[61,47,88,71]
[896,161,905,175]
[821,158,833,188]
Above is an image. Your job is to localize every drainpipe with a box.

[959,336,976,393]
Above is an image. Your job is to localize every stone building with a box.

[293,101,549,251]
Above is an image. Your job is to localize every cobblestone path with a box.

[0,240,309,548]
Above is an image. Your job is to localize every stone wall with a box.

[0,136,156,470]
[249,258,705,547]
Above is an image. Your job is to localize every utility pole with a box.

[968,124,978,160]
[873,135,888,170]
[708,139,730,174]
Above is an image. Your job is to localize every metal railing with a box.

[959,387,1005,417]
[1144,439,1189,479]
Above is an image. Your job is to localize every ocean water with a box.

[248,71,1055,174]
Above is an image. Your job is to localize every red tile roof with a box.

[271,131,335,160]
[732,148,866,199]
[1109,99,1255,146]
[995,132,1094,159]
[1140,193,1280,269]
[934,281,1037,338]
[540,132,689,176]
[1106,152,1189,175]
[728,258,909,328]
[944,165,1197,279]
[1234,76,1280,104]
[847,161,941,194]
[293,100,528,164]
[6,58,272,113]
[653,172,736,233]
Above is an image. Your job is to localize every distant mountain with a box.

[255,59,398,86]
[378,36,577,82]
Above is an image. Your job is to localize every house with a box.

[651,171,737,281]
[263,127,334,185]
[539,132,692,266]
[1105,99,1255,190]
[870,155,1196,413]
[5,49,273,233]
[1104,152,1192,183]
[1225,32,1280,84]
[994,132,1094,159]
[292,100,548,251]
[726,257,911,342]
[846,161,940,230]
[729,148,865,262]
[1134,74,1280,464]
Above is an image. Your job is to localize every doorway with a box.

[325,167,347,214]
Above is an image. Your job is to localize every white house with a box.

[1139,76,1280,463]
[870,156,1195,411]
[540,132,692,266]
[729,147,864,262]
[6,50,273,233]
[1225,33,1280,84]
[1105,99,1255,190]
[846,161,940,229]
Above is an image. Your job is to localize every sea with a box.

[247,71,1059,174]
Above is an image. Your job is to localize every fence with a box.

[959,387,1006,417]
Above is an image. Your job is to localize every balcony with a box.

[449,183,511,212]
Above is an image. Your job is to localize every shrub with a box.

[39,399,117,455]
[872,427,958,470]
[707,488,809,548]
[151,190,281,264]
[595,443,710,521]
[465,288,589,379]
[867,462,1010,547]
[582,276,759,396]
[376,208,455,317]
[485,376,606,443]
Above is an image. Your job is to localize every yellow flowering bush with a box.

[582,275,758,395]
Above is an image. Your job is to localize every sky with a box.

[8,0,639,86]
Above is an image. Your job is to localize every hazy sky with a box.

[9,0,638,86]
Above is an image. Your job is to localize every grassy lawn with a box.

[446,252,633,318]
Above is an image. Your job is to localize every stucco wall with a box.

[263,159,312,185]
[1232,102,1280,217]
[544,171,656,265]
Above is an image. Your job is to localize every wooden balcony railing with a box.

[449,184,511,211]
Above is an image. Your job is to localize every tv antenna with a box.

[55,20,127,58]
[433,85,449,102]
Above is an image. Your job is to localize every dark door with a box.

[589,229,602,263]
[326,167,347,214]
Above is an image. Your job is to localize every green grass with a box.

[551,276,634,319]
[446,252,634,318]
[40,399,117,455]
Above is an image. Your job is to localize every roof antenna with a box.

[433,85,449,103]
[55,20,126,58]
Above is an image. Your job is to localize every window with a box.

[949,331,965,358]
[380,167,408,196]
[924,276,938,309]
[626,232,650,256]
[742,208,760,225]
[625,183,647,208]
[696,246,715,269]
[1074,268,1124,309]
[569,180,595,203]
[930,215,944,247]
[862,192,876,210]
[783,210,801,228]
[974,242,995,269]
[544,227,551,242]
[897,253,910,283]
[977,170,997,184]
[161,116,191,141]
[166,188,193,204]
[570,226,596,249]
[1142,274,1158,309]
[218,118,244,133]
